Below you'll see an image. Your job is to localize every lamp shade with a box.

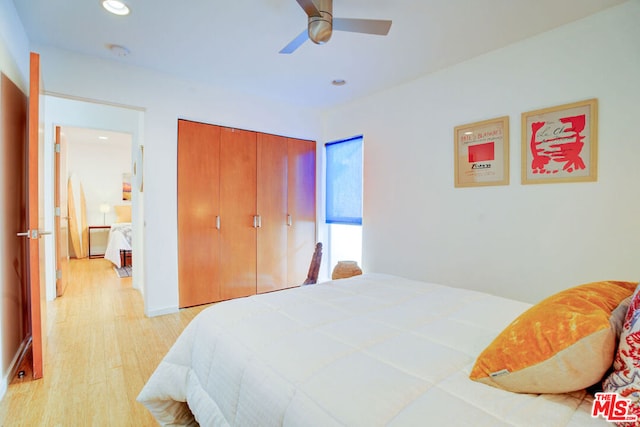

[99,203,111,214]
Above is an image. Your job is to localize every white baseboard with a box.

[0,376,6,403]
[145,306,178,318]
[0,337,30,402]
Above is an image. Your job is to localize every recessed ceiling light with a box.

[101,0,130,16]
[332,79,346,86]
[98,136,109,140]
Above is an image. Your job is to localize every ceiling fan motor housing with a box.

[308,0,332,44]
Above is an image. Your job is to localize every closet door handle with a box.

[286,214,292,227]
[257,215,262,228]
[215,216,220,230]
[253,215,258,228]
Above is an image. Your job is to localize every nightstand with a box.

[88,225,111,258]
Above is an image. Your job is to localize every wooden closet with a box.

[177,119,316,308]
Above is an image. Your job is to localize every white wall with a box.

[0,0,28,86]
[35,46,323,316]
[323,1,640,304]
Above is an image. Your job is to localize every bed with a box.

[104,222,132,268]
[137,273,620,426]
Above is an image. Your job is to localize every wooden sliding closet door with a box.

[177,120,221,308]
[287,138,316,286]
[219,128,257,300]
[257,133,288,293]
[177,121,316,306]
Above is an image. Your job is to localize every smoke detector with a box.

[108,44,130,57]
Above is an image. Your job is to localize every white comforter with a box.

[138,274,608,426]
[104,222,132,268]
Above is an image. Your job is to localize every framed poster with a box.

[521,98,598,184]
[122,173,132,200]
[454,116,509,188]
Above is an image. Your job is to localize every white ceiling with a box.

[61,126,132,148]
[13,0,627,109]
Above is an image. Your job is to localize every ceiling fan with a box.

[280,0,392,54]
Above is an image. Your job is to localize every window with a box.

[325,136,363,271]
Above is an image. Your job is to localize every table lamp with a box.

[99,203,110,225]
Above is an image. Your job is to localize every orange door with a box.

[219,127,257,300]
[54,126,69,296]
[177,120,221,307]
[2,60,34,379]
[28,52,45,379]
[287,138,316,286]
[256,133,288,293]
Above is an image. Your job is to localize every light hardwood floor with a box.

[0,258,210,426]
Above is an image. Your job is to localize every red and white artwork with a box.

[454,116,509,188]
[522,99,597,184]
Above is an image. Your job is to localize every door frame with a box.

[41,96,145,301]
[54,126,69,296]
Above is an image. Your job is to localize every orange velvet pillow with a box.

[470,280,637,394]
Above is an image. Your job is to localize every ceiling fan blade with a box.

[279,29,309,54]
[333,18,392,35]
[296,0,321,17]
